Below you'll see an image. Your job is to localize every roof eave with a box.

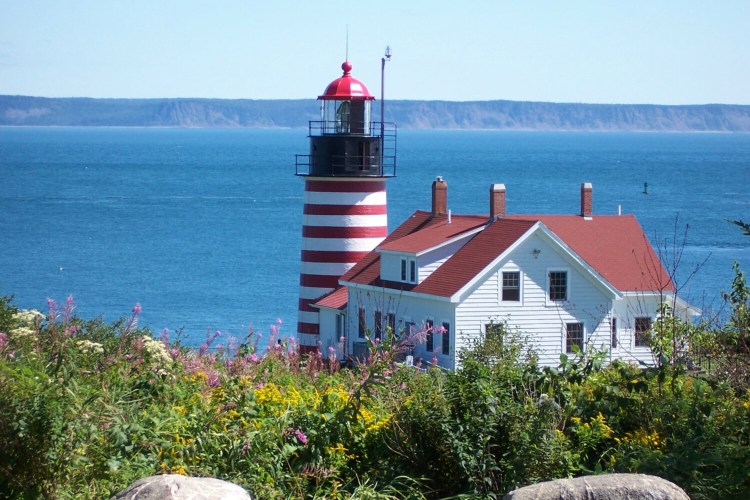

[342,280,453,303]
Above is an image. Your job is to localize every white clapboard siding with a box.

[456,233,615,367]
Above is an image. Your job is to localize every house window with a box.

[485,322,504,342]
[401,317,414,338]
[611,317,617,348]
[566,322,584,353]
[387,312,396,335]
[441,321,450,355]
[358,307,366,339]
[336,313,345,342]
[401,257,417,284]
[374,310,383,339]
[425,319,434,352]
[549,271,568,302]
[502,271,521,301]
[635,317,652,347]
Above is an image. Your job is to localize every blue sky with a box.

[1,0,748,104]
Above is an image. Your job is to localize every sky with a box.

[1,1,748,105]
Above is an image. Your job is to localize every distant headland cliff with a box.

[2,95,749,132]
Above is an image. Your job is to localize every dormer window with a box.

[400,256,417,284]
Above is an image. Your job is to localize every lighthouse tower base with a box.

[297,178,387,350]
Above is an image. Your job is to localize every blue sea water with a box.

[1,127,748,350]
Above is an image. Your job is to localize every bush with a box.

[1,294,750,498]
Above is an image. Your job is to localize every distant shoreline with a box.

[3,95,750,132]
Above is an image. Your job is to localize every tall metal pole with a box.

[380,46,391,169]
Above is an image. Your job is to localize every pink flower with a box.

[294,429,308,445]
[276,318,283,325]
[132,304,142,315]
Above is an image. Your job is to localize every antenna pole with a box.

[380,45,391,168]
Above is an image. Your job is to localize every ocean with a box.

[1,127,748,350]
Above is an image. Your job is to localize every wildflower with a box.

[64,295,75,322]
[142,336,173,367]
[294,429,308,445]
[76,339,104,355]
[132,303,142,315]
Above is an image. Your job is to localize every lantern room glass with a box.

[321,99,372,135]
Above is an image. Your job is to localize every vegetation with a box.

[1,265,749,499]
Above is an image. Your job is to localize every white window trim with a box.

[373,309,383,340]
[546,268,571,306]
[498,268,523,305]
[401,316,413,338]
[563,321,586,354]
[425,317,435,353]
[357,307,367,340]
[439,319,451,358]
[400,256,418,284]
[633,316,652,349]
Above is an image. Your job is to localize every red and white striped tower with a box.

[295,60,397,350]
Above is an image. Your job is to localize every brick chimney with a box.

[489,183,506,220]
[432,176,448,215]
[580,182,593,218]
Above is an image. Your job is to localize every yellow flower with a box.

[254,383,283,405]
[591,412,613,438]
[327,443,348,454]
[367,415,391,432]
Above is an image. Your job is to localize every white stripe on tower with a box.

[297,178,387,348]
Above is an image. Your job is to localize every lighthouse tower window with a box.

[335,101,351,133]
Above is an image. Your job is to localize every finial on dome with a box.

[341,61,352,75]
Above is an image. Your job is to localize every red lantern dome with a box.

[318,61,375,101]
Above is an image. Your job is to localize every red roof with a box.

[342,211,675,298]
[507,214,674,292]
[319,61,375,101]
[379,214,487,253]
[413,218,536,297]
[313,286,348,310]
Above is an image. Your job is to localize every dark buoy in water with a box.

[643,182,648,194]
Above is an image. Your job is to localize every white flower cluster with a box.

[142,336,172,367]
[9,309,44,341]
[76,339,105,355]
[15,309,44,325]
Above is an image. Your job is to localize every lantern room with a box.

[319,60,373,135]
[295,60,396,178]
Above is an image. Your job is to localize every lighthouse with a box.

[295,60,396,351]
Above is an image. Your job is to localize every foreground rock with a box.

[503,473,689,500]
[112,475,251,500]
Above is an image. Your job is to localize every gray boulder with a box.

[112,474,251,500]
[503,473,689,500]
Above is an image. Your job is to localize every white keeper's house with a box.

[293,58,697,369]
[312,178,699,369]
